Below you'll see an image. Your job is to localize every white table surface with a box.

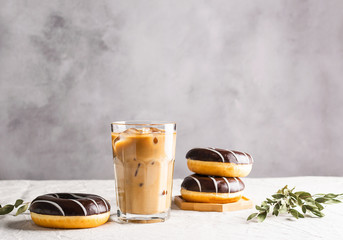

[1,177,342,240]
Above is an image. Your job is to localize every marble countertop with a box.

[1,177,342,240]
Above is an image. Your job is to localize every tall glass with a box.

[111,121,176,223]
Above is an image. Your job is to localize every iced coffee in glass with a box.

[111,121,176,223]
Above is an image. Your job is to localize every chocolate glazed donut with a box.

[181,174,245,203]
[29,193,111,229]
[186,148,254,177]
[30,193,110,216]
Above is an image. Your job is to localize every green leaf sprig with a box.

[0,199,30,216]
[247,185,343,222]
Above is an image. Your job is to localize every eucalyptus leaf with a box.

[324,194,338,198]
[295,191,310,197]
[325,199,341,204]
[302,205,307,213]
[289,209,299,219]
[297,197,303,206]
[289,200,296,208]
[247,213,258,221]
[312,210,325,218]
[257,212,267,222]
[14,199,24,208]
[304,205,316,211]
[315,202,324,211]
[298,211,304,218]
[304,198,317,206]
[273,207,279,216]
[294,191,304,196]
[315,197,328,203]
[313,193,325,197]
[256,205,264,211]
[298,192,312,199]
[272,194,285,199]
[289,192,298,199]
[15,203,29,216]
[0,204,14,215]
[290,209,304,219]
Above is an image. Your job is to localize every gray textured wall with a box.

[1,0,342,180]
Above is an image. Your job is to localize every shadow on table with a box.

[171,201,182,211]
[7,218,116,231]
[6,219,59,231]
[7,213,119,231]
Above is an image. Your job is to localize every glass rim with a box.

[111,120,176,126]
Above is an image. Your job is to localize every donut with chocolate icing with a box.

[181,174,245,203]
[186,147,253,177]
[29,193,110,229]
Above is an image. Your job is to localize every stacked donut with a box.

[181,147,253,203]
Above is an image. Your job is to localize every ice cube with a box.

[123,128,141,135]
[150,127,163,133]
[141,127,152,134]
